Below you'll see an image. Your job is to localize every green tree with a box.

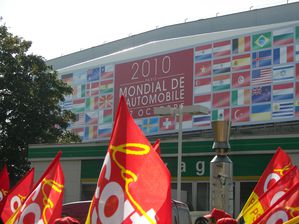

[0,22,80,184]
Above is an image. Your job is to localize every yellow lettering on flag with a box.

[110,143,155,224]
[237,191,259,220]
[243,199,265,224]
[274,163,292,176]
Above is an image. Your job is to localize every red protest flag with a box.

[238,147,294,219]
[0,164,10,208]
[242,166,299,224]
[6,152,64,224]
[282,215,299,224]
[252,182,299,224]
[0,168,34,222]
[152,139,161,156]
[85,96,172,224]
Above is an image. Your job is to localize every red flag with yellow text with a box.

[252,182,299,224]
[238,147,294,219]
[0,168,35,223]
[6,152,64,224]
[242,166,299,224]
[0,164,10,208]
[85,96,172,224]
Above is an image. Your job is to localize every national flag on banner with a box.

[231,88,250,106]
[273,45,294,64]
[87,67,100,82]
[84,126,98,140]
[73,84,86,98]
[237,147,294,219]
[159,116,175,131]
[193,114,211,127]
[252,182,299,224]
[211,108,230,121]
[273,27,294,46]
[98,124,112,139]
[194,44,212,61]
[213,40,231,58]
[213,57,231,74]
[194,77,211,95]
[6,152,64,224]
[142,116,159,134]
[194,61,212,77]
[100,71,114,80]
[85,96,99,111]
[194,94,211,109]
[61,99,72,111]
[73,112,85,126]
[251,103,271,121]
[0,169,34,223]
[86,82,100,97]
[232,53,251,71]
[100,65,114,80]
[251,85,271,103]
[252,49,272,68]
[85,96,172,224]
[61,73,73,86]
[251,68,272,85]
[272,101,293,119]
[231,106,250,123]
[232,35,251,54]
[273,82,294,101]
[73,70,86,85]
[100,79,113,94]
[71,127,84,139]
[242,166,299,224]
[254,86,271,104]
[85,111,99,125]
[295,44,299,62]
[99,94,113,109]
[232,71,250,88]
[0,164,10,209]
[295,100,299,116]
[176,114,193,130]
[99,109,113,124]
[212,91,230,108]
[252,32,272,50]
[72,98,85,113]
[212,74,230,91]
[273,65,294,83]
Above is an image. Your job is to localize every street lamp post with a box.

[154,104,209,201]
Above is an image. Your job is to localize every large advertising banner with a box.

[114,49,194,118]
[59,24,299,142]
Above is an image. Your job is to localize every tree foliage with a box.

[0,23,80,184]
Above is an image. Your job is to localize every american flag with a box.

[251,68,272,85]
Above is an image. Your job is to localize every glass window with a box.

[196,182,210,211]
[81,183,96,200]
[171,183,193,210]
[240,182,257,209]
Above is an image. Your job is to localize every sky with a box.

[1,0,299,60]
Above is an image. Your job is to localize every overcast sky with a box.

[1,0,298,60]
